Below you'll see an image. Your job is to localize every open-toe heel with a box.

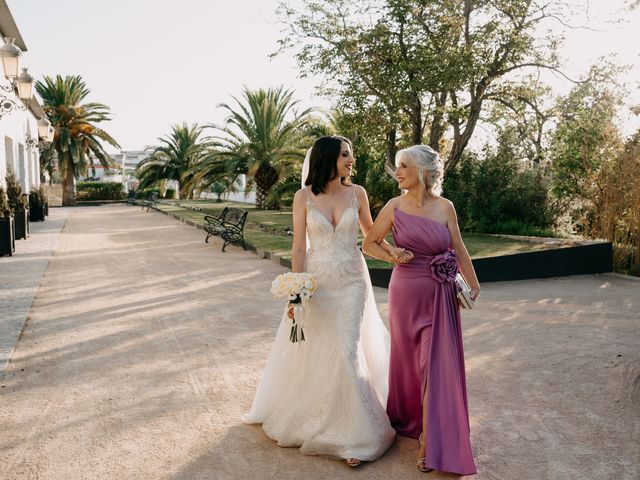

[346,458,362,467]
[417,433,434,473]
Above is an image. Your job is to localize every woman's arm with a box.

[291,189,307,273]
[444,199,481,299]
[356,186,405,260]
[363,200,412,264]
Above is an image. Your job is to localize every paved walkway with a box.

[0,208,70,375]
[0,204,638,480]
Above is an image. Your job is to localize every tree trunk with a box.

[410,94,423,145]
[428,92,448,151]
[62,161,76,207]
[254,164,279,209]
[385,128,397,174]
[446,85,487,172]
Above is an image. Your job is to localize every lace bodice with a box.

[304,187,362,276]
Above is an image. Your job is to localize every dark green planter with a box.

[29,204,46,222]
[14,208,29,240]
[0,216,15,256]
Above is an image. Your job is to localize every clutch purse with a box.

[455,273,474,309]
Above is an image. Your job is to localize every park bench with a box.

[204,207,248,252]
[141,192,159,212]
[126,190,137,205]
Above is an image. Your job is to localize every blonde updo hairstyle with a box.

[396,145,444,196]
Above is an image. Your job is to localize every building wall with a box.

[0,97,40,192]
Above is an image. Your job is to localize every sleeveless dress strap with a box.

[351,185,359,210]
[303,187,314,209]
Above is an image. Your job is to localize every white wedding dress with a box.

[244,186,395,461]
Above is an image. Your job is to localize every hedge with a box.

[76,182,125,201]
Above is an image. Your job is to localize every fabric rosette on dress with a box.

[428,249,458,283]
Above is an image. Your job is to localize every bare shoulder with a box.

[378,196,400,218]
[352,183,368,199]
[436,196,457,218]
[385,195,402,209]
[293,188,308,205]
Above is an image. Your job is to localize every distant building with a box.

[79,150,151,191]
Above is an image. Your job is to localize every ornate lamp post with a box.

[26,117,53,150]
[0,37,35,119]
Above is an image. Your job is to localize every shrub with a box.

[5,169,27,211]
[29,186,48,208]
[585,130,640,275]
[76,182,125,201]
[443,144,555,236]
[0,185,10,217]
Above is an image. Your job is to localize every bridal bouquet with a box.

[270,272,318,343]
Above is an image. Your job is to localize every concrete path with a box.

[0,208,70,375]
[0,204,638,480]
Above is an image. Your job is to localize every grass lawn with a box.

[155,200,560,268]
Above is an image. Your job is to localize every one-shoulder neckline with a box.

[393,207,448,230]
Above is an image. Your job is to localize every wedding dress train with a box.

[244,186,395,461]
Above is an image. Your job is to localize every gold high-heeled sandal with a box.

[417,433,434,473]
[346,458,362,467]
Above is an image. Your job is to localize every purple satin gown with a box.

[387,208,476,476]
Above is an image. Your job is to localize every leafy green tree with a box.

[277,0,568,170]
[35,75,120,206]
[549,65,625,212]
[209,86,312,209]
[136,123,211,199]
[444,130,554,235]
[485,76,556,166]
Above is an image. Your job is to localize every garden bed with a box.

[149,200,598,276]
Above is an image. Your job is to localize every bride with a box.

[244,136,409,466]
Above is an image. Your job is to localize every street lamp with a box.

[37,116,51,139]
[27,117,55,151]
[16,68,34,100]
[0,37,36,119]
[0,37,21,80]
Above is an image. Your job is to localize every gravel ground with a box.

[0,204,638,480]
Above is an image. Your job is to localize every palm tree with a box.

[136,123,211,199]
[35,75,120,206]
[211,86,312,209]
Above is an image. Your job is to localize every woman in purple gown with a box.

[363,145,480,475]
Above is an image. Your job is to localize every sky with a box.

[6,0,640,153]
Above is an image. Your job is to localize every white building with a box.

[79,150,151,192]
[0,3,46,194]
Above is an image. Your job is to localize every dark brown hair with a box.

[305,136,353,195]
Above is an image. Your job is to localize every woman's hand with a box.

[389,246,414,264]
[470,287,480,301]
[286,303,295,319]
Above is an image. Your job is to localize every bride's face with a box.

[335,141,354,178]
